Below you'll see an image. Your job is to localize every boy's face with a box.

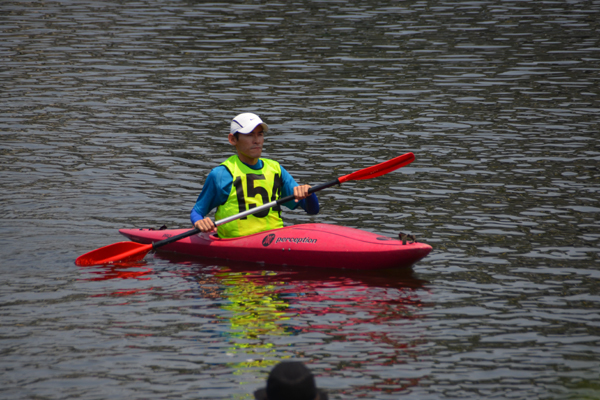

[229,125,264,164]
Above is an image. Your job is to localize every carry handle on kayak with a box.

[74,152,415,266]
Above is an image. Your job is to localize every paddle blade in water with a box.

[339,152,415,183]
[75,241,152,266]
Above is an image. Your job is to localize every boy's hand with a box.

[294,185,311,202]
[194,217,216,233]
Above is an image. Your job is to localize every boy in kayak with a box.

[191,112,319,238]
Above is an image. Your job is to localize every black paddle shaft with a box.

[150,178,340,250]
[151,227,201,249]
[275,178,340,205]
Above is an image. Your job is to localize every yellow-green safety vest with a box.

[215,155,283,238]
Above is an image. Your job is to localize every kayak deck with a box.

[119,223,432,270]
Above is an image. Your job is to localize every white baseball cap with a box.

[230,113,269,135]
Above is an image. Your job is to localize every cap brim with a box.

[253,388,328,400]
[237,122,269,134]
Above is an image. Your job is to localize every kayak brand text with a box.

[262,234,317,247]
[275,237,317,244]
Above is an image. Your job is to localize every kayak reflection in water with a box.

[191,113,319,238]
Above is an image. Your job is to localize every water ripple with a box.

[1,0,600,399]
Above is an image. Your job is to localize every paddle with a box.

[75,152,415,266]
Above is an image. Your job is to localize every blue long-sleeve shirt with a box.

[191,159,319,225]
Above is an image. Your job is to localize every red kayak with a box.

[118,223,432,270]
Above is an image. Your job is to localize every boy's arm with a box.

[190,166,233,227]
[280,166,319,215]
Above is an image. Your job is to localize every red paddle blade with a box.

[339,152,415,183]
[75,241,152,266]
